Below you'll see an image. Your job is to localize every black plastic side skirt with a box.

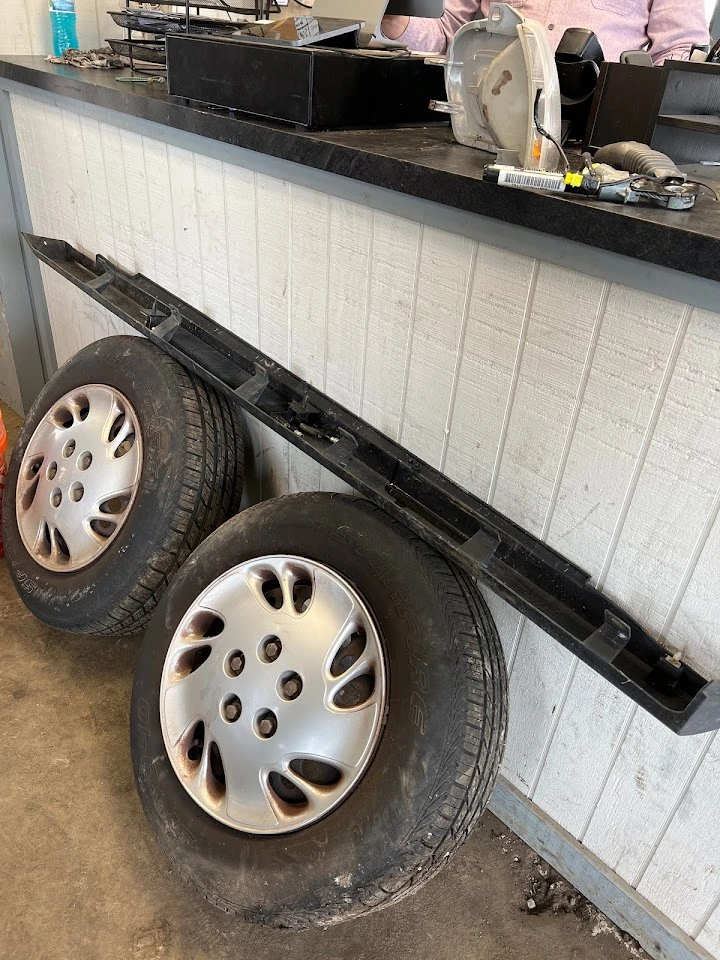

[24,234,720,736]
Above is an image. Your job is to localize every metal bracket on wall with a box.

[24,233,720,736]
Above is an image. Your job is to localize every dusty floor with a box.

[0,403,639,960]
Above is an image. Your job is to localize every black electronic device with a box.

[555,28,603,142]
[165,33,448,129]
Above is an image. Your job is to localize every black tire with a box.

[3,336,244,636]
[131,493,507,927]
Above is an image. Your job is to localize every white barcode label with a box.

[497,170,566,192]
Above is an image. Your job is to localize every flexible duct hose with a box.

[593,141,685,181]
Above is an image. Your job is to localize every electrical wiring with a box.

[533,89,569,171]
[688,180,720,201]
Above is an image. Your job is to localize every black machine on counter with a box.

[166,27,447,128]
[164,0,448,129]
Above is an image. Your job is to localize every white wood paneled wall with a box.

[0,0,126,56]
[11,90,720,953]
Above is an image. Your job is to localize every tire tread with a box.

[74,355,244,636]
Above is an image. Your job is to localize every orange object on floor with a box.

[0,410,7,558]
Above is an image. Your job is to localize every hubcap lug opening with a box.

[223,697,242,723]
[280,673,303,701]
[256,710,277,739]
[226,651,245,677]
[262,637,282,663]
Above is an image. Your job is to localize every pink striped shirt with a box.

[395,0,709,61]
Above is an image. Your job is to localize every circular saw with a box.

[428,2,562,171]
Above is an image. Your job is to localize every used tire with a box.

[3,336,244,636]
[131,493,507,927]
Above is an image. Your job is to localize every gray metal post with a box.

[0,89,56,414]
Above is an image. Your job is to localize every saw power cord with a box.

[533,89,569,171]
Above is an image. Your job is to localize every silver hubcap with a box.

[160,556,388,834]
[16,385,143,573]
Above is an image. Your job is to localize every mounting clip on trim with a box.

[23,234,720,737]
[235,364,270,404]
[585,610,631,663]
[142,298,182,339]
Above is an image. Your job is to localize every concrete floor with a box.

[0,403,635,960]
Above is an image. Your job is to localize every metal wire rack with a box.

[114,0,279,73]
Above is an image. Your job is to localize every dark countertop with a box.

[2,55,720,284]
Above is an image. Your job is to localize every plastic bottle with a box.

[49,0,79,57]
[0,410,7,559]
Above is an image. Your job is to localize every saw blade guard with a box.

[429,2,561,170]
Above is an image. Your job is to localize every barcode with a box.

[498,171,565,192]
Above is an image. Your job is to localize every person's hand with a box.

[380,15,410,38]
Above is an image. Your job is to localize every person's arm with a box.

[381,0,482,53]
[646,0,709,64]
